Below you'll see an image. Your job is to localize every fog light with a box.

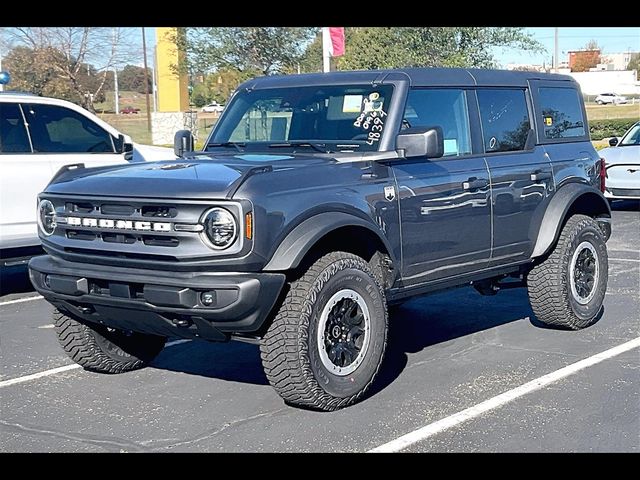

[44,274,51,288]
[201,291,216,306]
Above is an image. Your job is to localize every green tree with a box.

[337,27,543,70]
[5,27,139,111]
[118,64,152,94]
[627,53,640,79]
[3,45,105,103]
[179,27,318,76]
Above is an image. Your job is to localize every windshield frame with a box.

[619,123,640,147]
[204,81,407,154]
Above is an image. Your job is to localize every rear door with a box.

[392,88,492,284]
[529,82,596,190]
[476,88,554,265]
[0,102,52,249]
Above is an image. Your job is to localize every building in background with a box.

[601,52,638,71]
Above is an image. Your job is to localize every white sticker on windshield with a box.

[444,139,458,155]
[343,95,363,113]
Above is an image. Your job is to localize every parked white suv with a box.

[200,101,225,113]
[595,93,628,105]
[0,93,175,265]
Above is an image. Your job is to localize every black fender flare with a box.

[531,183,611,258]
[263,211,396,271]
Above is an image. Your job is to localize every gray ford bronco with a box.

[29,68,611,411]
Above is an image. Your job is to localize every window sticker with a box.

[343,95,363,113]
[544,116,553,126]
[353,93,388,145]
[444,139,458,156]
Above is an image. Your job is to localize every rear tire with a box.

[260,251,388,411]
[53,309,166,373]
[527,214,608,329]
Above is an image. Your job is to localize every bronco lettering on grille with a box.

[62,216,172,232]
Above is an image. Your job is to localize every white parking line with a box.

[609,258,640,263]
[369,336,640,453]
[0,295,43,307]
[0,364,81,388]
[0,339,192,389]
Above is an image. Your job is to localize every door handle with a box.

[462,178,488,191]
[530,171,552,182]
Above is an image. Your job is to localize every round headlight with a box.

[37,199,57,236]
[202,207,237,249]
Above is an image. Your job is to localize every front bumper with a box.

[604,188,640,200]
[29,255,286,342]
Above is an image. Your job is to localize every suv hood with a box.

[599,146,640,165]
[43,153,334,199]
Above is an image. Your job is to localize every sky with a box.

[491,27,640,67]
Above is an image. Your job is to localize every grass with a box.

[585,102,640,120]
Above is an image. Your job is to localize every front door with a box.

[391,88,492,285]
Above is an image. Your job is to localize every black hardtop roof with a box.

[240,67,576,90]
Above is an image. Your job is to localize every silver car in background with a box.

[599,121,640,201]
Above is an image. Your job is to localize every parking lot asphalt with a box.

[1,201,638,452]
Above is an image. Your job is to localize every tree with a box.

[336,27,543,70]
[571,40,601,72]
[118,64,152,94]
[627,53,640,79]
[4,27,139,111]
[178,27,317,76]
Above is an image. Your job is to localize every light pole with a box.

[554,27,559,72]
[112,28,119,114]
[142,27,152,133]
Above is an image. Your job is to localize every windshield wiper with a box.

[207,141,245,152]
[268,142,329,153]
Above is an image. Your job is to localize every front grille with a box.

[44,195,217,261]
[610,188,640,197]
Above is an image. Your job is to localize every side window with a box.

[0,103,31,153]
[23,104,115,153]
[538,87,586,139]
[477,89,531,153]
[403,89,472,157]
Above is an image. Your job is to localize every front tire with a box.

[54,309,166,373]
[527,214,608,329]
[260,251,388,411]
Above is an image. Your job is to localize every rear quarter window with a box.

[539,87,586,139]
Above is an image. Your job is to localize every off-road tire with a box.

[260,251,388,411]
[527,214,608,329]
[53,309,166,373]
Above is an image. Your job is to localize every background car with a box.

[599,121,640,202]
[0,93,176,266]
[201,102,225,113]
[120,105,140,114]
[595,93,628,105]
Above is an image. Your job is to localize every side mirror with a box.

[115,133,134,154]
[396,126,444,159]
[174,130,194,158]
[608,137,619,147]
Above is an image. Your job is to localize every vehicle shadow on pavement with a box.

[151,340,269,385]
[0,265,36,297]
[366,286,537,399]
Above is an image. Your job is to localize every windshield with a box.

[619,124,640,146]
[208,84,394,153]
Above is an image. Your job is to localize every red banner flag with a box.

[328,27,345,57]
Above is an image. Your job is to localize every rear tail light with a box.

[599,158,606,193]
